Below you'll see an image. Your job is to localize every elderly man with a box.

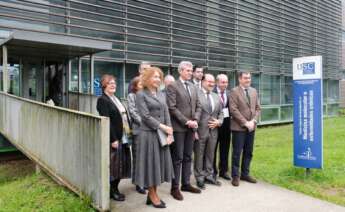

[163,75,175,90]
[230,71,261,187]
[213,74,232,180]
[167,61,202,200]
[194,74,224,189]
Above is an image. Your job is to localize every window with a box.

[261,74,280,105]
[94,61,123,98]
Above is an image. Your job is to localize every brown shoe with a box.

[181,184,201,193]
[170,188,184,201]
[231,176,240,187]
[240,175,257,183]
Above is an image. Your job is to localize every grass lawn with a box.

[0,160,95,212]
[252,116,345,206]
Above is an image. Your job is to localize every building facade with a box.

[0,0,342,125]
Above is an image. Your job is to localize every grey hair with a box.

[216,74,228,82]
[178,61,193,72]
[164,74,175,81]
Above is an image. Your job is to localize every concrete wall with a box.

[68,92,98,115]
[0,92,110,211]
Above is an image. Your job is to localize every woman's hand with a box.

[165,126,173,135]
[160,124,173,135]
[167,135,174,145]
[111,141,119,149]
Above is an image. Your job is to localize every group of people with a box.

[96,61,261,209]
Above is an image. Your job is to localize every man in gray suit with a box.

[194,74,224,190]
[167,61,202,200]
[230,71,261,187]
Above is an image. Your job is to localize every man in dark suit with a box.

[230,71,261,187]
[167,61,202,200]
[213,74,232,180]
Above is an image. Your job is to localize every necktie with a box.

[220,91,225,108]
[245,88,251,105]
[206,92,212,113]
[184,82,191,99]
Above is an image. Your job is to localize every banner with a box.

[293,56,323,169]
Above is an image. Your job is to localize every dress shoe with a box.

[196,180,206,190]
[110,190,125,201]
[146,195,166,208]
[240,175,257,183]
[170,188,184,201]
[181,184,202,193]
[205,178,222,186]
[219,173,232,181]
[136,185,146,194]
[231,176,240,187]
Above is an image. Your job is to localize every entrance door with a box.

[44,61,66,107]
[22,58,44,102]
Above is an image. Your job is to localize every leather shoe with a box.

[205,178,221,186]
[181,184,201,193]
[219,173,232,181]
[240,175,257,183]
[196,180,205,190]
[231,176,240,187]
[136,185,146,194]
[110,190,125,201]
[146,195,166,208]
[170,188,184,201]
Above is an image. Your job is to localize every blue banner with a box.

[293,79,323,168]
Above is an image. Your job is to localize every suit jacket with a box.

[96,93,123,143]
[127,93,141,135]
[136,89,172,131]
[197,90,224,140]
[230,86,261,131]
[166,79,202,132]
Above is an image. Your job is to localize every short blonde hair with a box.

[140,66,164,89]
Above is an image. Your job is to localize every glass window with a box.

[327,80,339,103]
[323,79,328,103]
[282,76,293,104]
[327,103,339,116]
[94,61,123,98]
[7,63,21,96]
[260,107,279,123]
[261,74,280,105]
[125,64,139,96]
[281,105,293,121]
[69,59,78,92]
[81,59,90,94]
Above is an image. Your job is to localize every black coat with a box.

[96,93,131,180]
[96,94,123,144]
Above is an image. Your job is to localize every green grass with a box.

[0,160,95,212]
[252,116,345,206]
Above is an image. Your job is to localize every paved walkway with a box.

[111,178,345,212]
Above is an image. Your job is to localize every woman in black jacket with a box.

[96,74,131,201]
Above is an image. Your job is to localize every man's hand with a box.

[244,120,255,132]
[186,120,198,129]
[208,118,220,129]
[194,131,199,140]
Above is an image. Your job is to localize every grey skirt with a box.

[134,130,174,188]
